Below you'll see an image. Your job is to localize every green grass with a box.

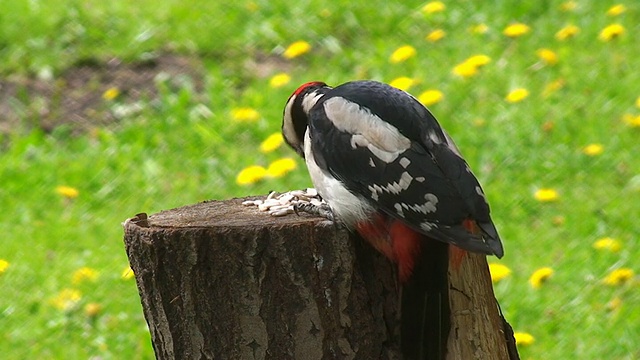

[1,0,639,359]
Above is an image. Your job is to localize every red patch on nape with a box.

[389,220,423,283]
[293,81,327,96]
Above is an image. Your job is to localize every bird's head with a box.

[282,81,330,157]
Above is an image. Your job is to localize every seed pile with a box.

[242,188,324,217]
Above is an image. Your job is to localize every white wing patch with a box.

[428,130,443,145]
[475,186,487,201]
[325,96,411,163]
[396,193,439,214]
[367,172,414,201]
[351,134,405,163]
[420,221,438,231]
[394,203,404,217]
[399,157,411,168]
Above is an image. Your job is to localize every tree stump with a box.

[123,197,518,360]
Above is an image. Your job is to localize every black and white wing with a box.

[308,80,503,257]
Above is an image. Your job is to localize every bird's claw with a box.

[293,202,335,222]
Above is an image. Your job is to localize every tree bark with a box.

[123,197,518,360]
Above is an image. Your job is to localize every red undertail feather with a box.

[356,216,487,277]
[462,218,481,234]
[354,213,395,262]
[389,220,422,283]
[355,214,422,283]
[449,218,483,270]
[449,245,467,271]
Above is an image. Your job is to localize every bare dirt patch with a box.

[0,54,204,134]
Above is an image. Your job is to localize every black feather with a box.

[308,80,503,257]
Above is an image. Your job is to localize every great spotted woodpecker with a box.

[282,80,504,359]
[282,80,503,277]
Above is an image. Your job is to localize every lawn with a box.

[1,0,639,359]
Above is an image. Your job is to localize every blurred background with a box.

[1,1,638,359]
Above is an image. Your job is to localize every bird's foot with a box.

[294,202,335,222]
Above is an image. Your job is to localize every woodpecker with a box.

[282,80,504,359]
[282,80,503,275]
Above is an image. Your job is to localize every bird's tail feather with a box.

[401,238,451,360]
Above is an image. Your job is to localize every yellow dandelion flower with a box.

[582,143,604,156]
[503,23,530,38]
[425,29,446,42]
[465,54,491,67]
[260,133,284,153]
[84,302,102,317]
[593,237,622,252]
[246,1,258,12]
[599,24,625,41]
[635,96,640,108]
[452,62,478,78]
[534,188,559,202]
[266,158,297,178]
[283,40,311,59]
[389,77,416,91]
[418,90,444,106]
[50,288,82,311]
[72,267,99,285]
[552,215,566,226]
[473,118,486,127]
[560,1,578,11]
[269,73,291,88]
[542,79,566,98]
[555,25,580,41]
[542,121,555,132]
[422,1,445,14]
[56,185,79,199]
[489,263,512,283]
[0,259,9,274]
[604,268,634,285]
[451,55,491,78]
[607,4,627,16]
[471,24,489,35]
[505,88,529,103]
[121,266,135,280]
[390,45,417,64]
[514,332,535,346]
[536,48,558,65]
[529,267,554,289]
[236,165,268,185]
[231,107,260,122]
[607,297,623,311]
[622,114,640,127]
[102,87,120,101]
